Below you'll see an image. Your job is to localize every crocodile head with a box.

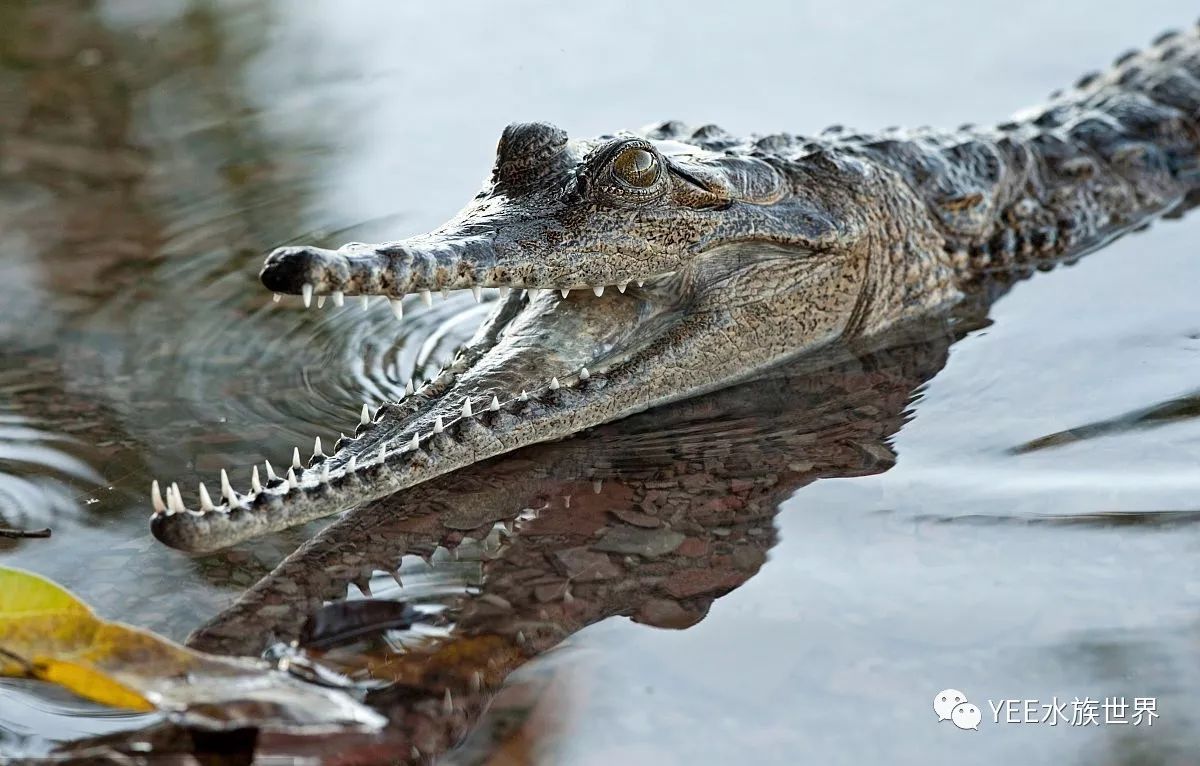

[257,122,855,296]
[152,121,953,552]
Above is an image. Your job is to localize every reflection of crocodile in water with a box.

[68,319,959,762]
[152,27,1200,551]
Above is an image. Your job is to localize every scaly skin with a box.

[152,26,1200,552]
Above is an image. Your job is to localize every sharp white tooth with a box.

[462,398,473,417]
[348,455,357,472]
[302,283,314,308]
[433,416,444,433]
[265,460,278,481]
[316,295,326,308]
[528,288,543,300]
[444,689,454,715]
[332,290,345,307]
[292,447,302,470]
[471,286,482,302]
[251,466,262,493]
[360,403,371,425]
[440,288,449,301]
[286,468,298,489]
[408,433,420,451]
[272,293,282,303]
[379,444,388,461]
[360,295,370,311]
[580,367,590,380]
[592,285,605,297]
[549,377,560,390]
[519,390,529,401]
[489,395,500,411]
[637,279,645,287]
[168,483,184,513]
[405,379,415,395]
[390,299,404,320]
[320,463,329,482]
[198,482,215,511]
[313,436,324,457]
[220,469,235,502]
[560,288,570,298]
[618,282,628,293]
[499,285,511,299]
[593,479,603,494]
[420,290,433,307]
[150,480,166,513]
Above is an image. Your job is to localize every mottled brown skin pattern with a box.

[152,27,1200,552]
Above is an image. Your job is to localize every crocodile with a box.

[151,26,1200,552]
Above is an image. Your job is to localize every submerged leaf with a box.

[0,566,385,731]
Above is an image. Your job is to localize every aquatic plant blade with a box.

[0,566,385,730]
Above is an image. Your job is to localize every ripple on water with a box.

[0,385,106,532]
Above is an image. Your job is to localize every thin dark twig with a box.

[0,526,52,539]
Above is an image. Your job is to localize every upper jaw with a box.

[259,235,671,305]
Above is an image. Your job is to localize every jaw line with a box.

[150,279,691,552]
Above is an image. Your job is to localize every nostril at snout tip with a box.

[259,246,336,293]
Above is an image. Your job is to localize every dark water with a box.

[1,1,1199,764]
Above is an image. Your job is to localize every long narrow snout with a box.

[260,237,500,298]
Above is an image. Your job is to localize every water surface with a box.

[1,1,1199,763]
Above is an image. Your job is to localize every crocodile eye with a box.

[611,147,659,188]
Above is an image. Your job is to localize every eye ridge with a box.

[611,146,660,189]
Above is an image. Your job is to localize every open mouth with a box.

[150,243,689,552]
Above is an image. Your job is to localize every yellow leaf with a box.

[36,659,155,712]
[0,566,89,616]
[0,566,386,731]
[0,567,157,711]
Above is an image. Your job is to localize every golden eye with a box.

[612,147,659,188]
